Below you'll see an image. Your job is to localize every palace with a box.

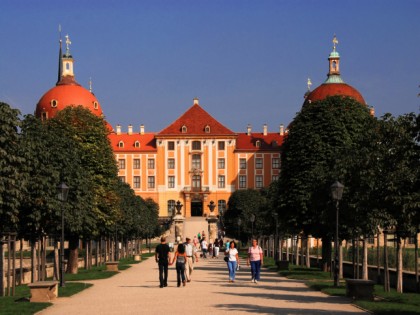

[35,34,367,219]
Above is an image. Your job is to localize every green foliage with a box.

[277,96,378,240]
[0,102,26,233]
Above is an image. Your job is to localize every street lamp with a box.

[272,212,279,262]
[330,180,344,287]
[250,214,256,238]
[57,182,69,288]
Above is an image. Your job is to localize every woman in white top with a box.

[225,241,239,282]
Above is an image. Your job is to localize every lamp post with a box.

[272,213,279,262]
[237,218,242,244]
[330,181,344,287]
[250,214,255,238]
[57,182,69,288]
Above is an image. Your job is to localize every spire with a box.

[307,77,312,91]
[89,77,93,93]
[325,34,344,84]
[56,25,63,85]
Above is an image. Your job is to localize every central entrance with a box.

[191,201,203,216]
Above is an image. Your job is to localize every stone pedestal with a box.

[28,281,58,302]
[173,214,185,244]
[134,254,141,261]
[206,215,218,242]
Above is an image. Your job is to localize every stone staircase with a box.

[183,217,209,241]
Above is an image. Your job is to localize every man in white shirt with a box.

[184,237,199,282]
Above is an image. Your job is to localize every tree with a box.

[375,113,419,292]
[0,102,26,234]
[277,96,376,270]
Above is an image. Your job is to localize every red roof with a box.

[108,133,157,152]
[236,133,284,151]
[36,83,104,119]
[305,83,366,105]
[157,103,236,137]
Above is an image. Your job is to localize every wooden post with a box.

[0,237,5,296]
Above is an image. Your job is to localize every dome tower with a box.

[35,33,104,120]
[304,35,366,105]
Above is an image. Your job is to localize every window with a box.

[50,99,58,107]
[118,159,126,169]
[168,141,175,150]
[218,141,225,150]
[239,158,247,169]
[218,158,225,169]
[181,125,187,133]
[255,158,263,169]
[218,200,226,214]
[118,141,124,148]
[192,175,201,191]
[239,175,246,188]
[148,159,155,169]
[256,140,261,148]
[42,112,47,121]
[168,158,175,169]
[134,141,140,148]
[133,159,140,169]
[133,176,141,188]
[272,158,280,169]
[205,125,210,133]
[255,175,263,188]
[218,175,225,188]
[272,175,279,182]
[118,176,126,182]
[192,154,201,169]
[367,236,375,245]
[168,176,175,188]
[148,176,155,188]
[192,141,201,151]
[168,200,176,217]
[93,101,98,110]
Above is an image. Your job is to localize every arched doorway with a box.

[191,201,203,216]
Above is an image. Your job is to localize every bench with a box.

[27,281,59,302]
[105,261,119,271]
[345,279,375,300]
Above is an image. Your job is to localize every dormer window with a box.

[134,141,140,148]
[181,125,187,133]
[118,141,124,148]
[271,140,278,148]
[93,101,98,110]
[256,140,261,148]
[50,99,58,108]
[204,125,210,133]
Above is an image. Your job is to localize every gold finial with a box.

[65,34,72,53]
[307,77,312,91]
[332,34,339,51]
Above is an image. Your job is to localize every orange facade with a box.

[109,99,284,218]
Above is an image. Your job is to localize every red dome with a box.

[35,83,103,119]
[305,83,366,105]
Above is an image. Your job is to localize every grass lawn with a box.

[0,253,153,314]
[263,258,420,315]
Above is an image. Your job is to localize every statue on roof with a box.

[65,34,72,55]
[332,34,339,51]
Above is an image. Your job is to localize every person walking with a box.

[213,238,220,258]
[155,237,171,288]
[171,243,187,287]
[201,236,208,258]
[184,237,199,282]
[225,240,239,283]
[247,238,263,284]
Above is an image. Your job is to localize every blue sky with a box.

[1,0,419,133]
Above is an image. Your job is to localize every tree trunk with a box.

[377,233,381,283]
[300,235,305,266]
[84,240,88,270]
[286,237,289,261]
[40,236,46,281]
[321,235,331,272]
[396,236,403,293]
[415,233,419,293]
[0,238,4,296]
[356,238,360,279]
[384,231,390,292]
[66,236,79,274]
[306,236,310,268]
[53,241,59,281]
[31,240,37,283]
[352,238,356,278]
[295,236,299,266]
[19,239,23,285]
[362,237,368,280]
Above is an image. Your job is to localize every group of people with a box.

[155,236,199,288]
[155,236,263,287]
